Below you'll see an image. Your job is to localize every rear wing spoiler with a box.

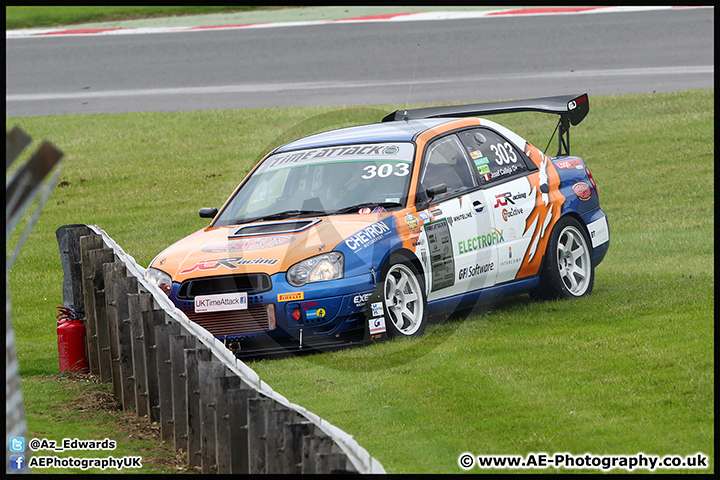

[382,93,589,157]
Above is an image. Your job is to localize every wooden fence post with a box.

[317,451,351,474]
[143,308,166,424]
[153,320,181,441]
[214,376,241,474]
[170,334,197,453]
[128,292,154,419]
[55,224,85,309]
[83,247,115,383]
[199,359,226,473]
[103,262,126,400]
[301,431,335,474]
[104,264,138,409]
[184,347,211,469]
[65,225,92,315]
[78,234,103,375]
[215,377,258,474]
[247,396,276,474]
[283,420,314,474]
[265,407,302,474]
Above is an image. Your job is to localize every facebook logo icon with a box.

[9,455,25,471]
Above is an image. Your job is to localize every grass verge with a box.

[5,6,277,30]
[6,90,714,473]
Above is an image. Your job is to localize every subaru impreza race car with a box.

[146,93,609,357]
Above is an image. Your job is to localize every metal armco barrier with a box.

[56,224,385,474]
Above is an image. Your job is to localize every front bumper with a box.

[167,270,378,353]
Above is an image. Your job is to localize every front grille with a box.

[185,304,273,336]
[177,273,271,300]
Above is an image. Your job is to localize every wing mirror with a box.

[426,184,448,198]
[416,184,447,211]
[198,207,218,219]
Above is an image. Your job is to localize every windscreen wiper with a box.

[256,209,328,221]
[333,202,402,215]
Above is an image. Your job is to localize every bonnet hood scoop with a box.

[230,219,322,237]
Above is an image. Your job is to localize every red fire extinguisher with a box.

[56,306,89,373]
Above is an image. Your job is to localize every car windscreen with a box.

[214,142,415,226]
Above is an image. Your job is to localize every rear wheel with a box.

[382,260,427,337]
[534,216,594,299]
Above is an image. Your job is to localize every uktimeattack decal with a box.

[195,292,248,313]
[260,143,414,174]
[201,235,294,253]
[180,256,279,274]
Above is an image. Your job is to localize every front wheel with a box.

[382,260,427,337]
[534,216,594,300]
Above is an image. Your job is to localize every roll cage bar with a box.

[382,93,589,157]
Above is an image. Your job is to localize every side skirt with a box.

[427,277,540,317]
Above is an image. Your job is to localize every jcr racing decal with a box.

[180,256,279,275]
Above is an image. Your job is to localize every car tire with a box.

[382,258,428,338]
[534,216,594,300]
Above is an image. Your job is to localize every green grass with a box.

[5,6,277,30]
[20,374,189,474]
[6,90,714,474]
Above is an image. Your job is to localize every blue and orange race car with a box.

[146,93,609,357]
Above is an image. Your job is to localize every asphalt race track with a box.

[5,7,714,117]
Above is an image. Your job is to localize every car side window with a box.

[420,135,477,200]
[457,128,530,186]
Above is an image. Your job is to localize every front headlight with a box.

[286,252,344,287]
[146,267,172,295]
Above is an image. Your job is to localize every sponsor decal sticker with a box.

[269,144,400,167]
[458,228,504,254]
[494,191,527,208]
[405,212,420,230]
[195,292,248,313]
[572,181,592,201]
[500,246,522,267]
[458,262,494,281]
[278,292,304,302]
[305,308,326,320]
[369,316,386,335]
[344,220,392,251]
[180,256,279,274]
[353,293,372,308]
[502,207,524,221]
[587,216,610,247]
[202,236,294,253]
[371,302,384,317]
[555,158,584,170]
[473,155,490,165]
